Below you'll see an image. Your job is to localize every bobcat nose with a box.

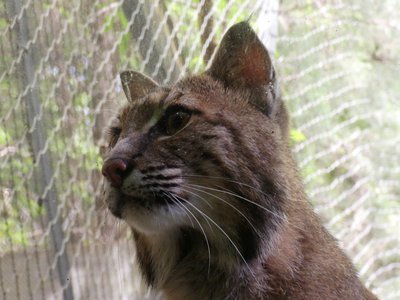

[102,158,128,188]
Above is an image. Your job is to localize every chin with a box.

[117,196,189,234]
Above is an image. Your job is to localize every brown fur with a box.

[102,22,377,299]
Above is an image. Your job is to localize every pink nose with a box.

[102,158,127,188]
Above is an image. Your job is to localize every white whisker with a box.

[164,191,195,226]
[183,174,304,202]
[163,192,212,276]
[186,183,283,221]
[176,190,260,284]
[182,184,261,238]
[184,183,308,232]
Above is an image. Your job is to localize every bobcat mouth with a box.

[108,191,175,219]
[108,197,125,219]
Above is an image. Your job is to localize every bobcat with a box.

[101,22,377,300]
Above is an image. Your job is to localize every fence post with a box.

[6,1,74,299]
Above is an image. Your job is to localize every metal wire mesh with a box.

[0,0,399,299]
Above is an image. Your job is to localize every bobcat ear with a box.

[120,70,159,102]
[207,22,280,117]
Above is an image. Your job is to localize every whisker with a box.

[186,182,308,233]
[182,184,261,238]
[182,174,304,203]
[186,183,284,221]
[175,190,260,284]
[163,191,195,227]
[180,187,213,209]
[163,192,212,276]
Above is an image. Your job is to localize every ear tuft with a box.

[120,70,158,103]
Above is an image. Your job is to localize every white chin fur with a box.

[122,203,190,234]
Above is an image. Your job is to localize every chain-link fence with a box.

[0,0,399,299]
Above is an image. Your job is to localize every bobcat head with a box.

[102,21,290,245]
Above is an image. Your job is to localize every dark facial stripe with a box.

[142,174,180,181]
[141,164,180,174]
[141,182,179,189]
[131,153,143,160]
[189,147,233,181]
[199,151,225,168]
[200,134,218,140]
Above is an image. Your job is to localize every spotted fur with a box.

[102,22,376,300]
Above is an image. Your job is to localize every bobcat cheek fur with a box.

[102,22,376,299]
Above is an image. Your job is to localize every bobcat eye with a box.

[108,126,121,147]
[163,107,191,136]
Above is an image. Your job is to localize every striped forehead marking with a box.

[137,90,183,133]
[120,89,183,133]
[140,108,163,133]
[133,97,166,133]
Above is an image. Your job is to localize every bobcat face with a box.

[102,22,289,261]
[103,76,284,235]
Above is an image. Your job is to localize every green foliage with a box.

[290,129,307,143]
[0,220,29,247]
[0,17,7,31]
[0,127,10,146]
